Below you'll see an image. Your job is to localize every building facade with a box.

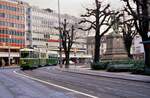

[0,0,26,66]
[87,36,107,60]
[25,6,90,64]
[0,0,90,66]
[25,6,59,51]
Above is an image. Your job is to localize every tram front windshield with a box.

[21,51,39,58]
[21,51,30,58]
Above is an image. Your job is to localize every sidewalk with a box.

[56,65,150,83]
[0,65,19,69]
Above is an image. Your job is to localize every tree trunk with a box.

[65,51,70,68]
[127,51,133,59]
[126,44,133,59]
[94,35,100,63]
[124,39,133,59]
[144,44,150,68]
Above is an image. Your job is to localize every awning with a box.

[0,52,19,57]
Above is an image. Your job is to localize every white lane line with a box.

[13,71,98,98]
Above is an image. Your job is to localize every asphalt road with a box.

[23,67,150,98]
[0,67,150,98]
[0,68,88,98]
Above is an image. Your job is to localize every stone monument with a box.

[102,13,128,61]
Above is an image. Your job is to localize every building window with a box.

[0,13,5,17]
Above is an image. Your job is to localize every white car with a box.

[69,61,75,64]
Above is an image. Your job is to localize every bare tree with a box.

[79,0,118,63]
[119,11,137,59]
[122,20,137,59]
[122,0,150,67]
[59,19,76,68]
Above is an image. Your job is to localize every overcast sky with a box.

[23,0,123,17]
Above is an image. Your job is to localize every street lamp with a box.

[8,35,12,66]
[58,0,62,67]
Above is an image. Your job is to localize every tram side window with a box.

[41,53,46,58]
[21,52,29,58]
[30,51,38,58]
[29,51,33,58]
[34,52,39,58]
[48,54,52,58]
[30,51,39,58]
[54,54,58,58]
[48,54,58,58]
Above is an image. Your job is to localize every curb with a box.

[0,66,19,69]
[56,68,150,83]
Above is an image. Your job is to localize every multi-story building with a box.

[59,14,91,63]
[0,0,26,66]
[25,6,59,51]
[61,14,88,54]
[25,6,90,64]
[87,36,107,59]
[0,0,91,65]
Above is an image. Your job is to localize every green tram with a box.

[19,48,58,70]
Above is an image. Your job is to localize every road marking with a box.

[13,70,98,98]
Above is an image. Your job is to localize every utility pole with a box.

[8,35,12,66]
[58,0,62,68]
